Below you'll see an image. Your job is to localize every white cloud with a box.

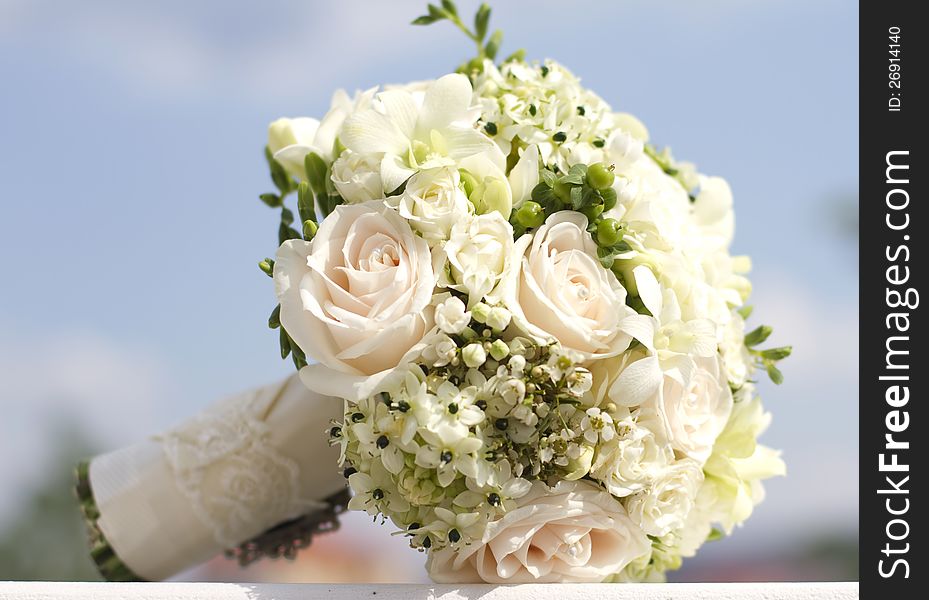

[0,321,177,521]
[749,270,858,380]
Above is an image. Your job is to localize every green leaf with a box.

[412,14,440,25]
[612,240,632,254]
[570,185,585,210]
[268,304,281,329]
[766,362,784,385]
[265,146,292,194]
[297,181,317,225]
[485,29,503,60]
[707,528,725,542]
[279,328,291,360]
[737,305,754,319]
[304,153,328,195]
[474,3,491,41]
[440,0,458,16]
[744,325,773,347]
[561,172,585,186]
[278,222,301,245]
[760,346,793,361]
[280,207,294,226]
[568,163,588,178]
[290,335,308,369]
[259,193,282,208]
[541,169,557,187]
[503,48,526,63]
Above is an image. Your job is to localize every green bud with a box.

[471,302,491,324]
[514,201,545,228]
[489,339,510,361]
[587,162,615,191]
[766,362,784,385]
[744,325,773,347]
[600,187,618,211]
[259,258,275,277]
[479,177,512,218]
[459,169,480,197]
[760,346,792,361]
[596,218,623,246]
[486,307,511,331]
[303,220,319,240]
[580,204,603,222]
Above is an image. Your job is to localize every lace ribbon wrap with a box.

[82,374,347,581]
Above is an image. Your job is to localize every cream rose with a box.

[426,480,649,583]
[502,211,644,358]
[274,201,435,400]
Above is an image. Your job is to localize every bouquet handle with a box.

[75,374,348,581]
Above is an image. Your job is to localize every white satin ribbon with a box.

[88,374,346,581]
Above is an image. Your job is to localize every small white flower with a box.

[435,295,471,335]
[420,332,458,367]
[581,407,615,444]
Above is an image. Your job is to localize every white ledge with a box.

[0,582,858,600]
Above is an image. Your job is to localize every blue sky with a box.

[0,0,858,572]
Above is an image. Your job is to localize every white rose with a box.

[331,150,384,203]
[590,419,671,497]
[274,201,435,400]
[653,355,733,463]
[438,212,514,306]
[427,480,649,583]
[392,167,472,242]
[502,211,644,359]
[625,459,703,537]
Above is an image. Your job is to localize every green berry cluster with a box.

[512,162,630,271]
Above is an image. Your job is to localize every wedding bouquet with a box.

[77,1,789,584]
[255,1,790,584]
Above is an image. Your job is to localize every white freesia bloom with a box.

[427,480,650,583]
[507,144,540,208]
[274,201,435,400]
[625,459,704,537]
[438,212,515,306]
[269,88,373,180]
[392,167,472,242]
[330,150,384,203]
[340,74,499,194]
[502,211,646,358]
